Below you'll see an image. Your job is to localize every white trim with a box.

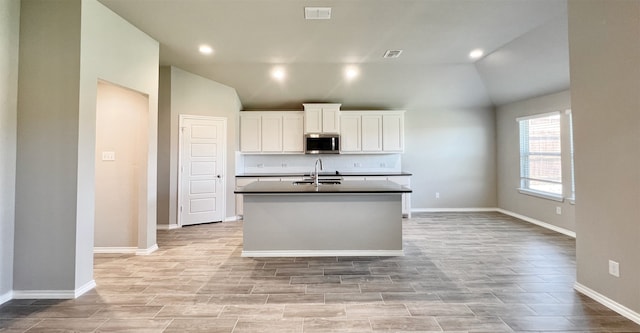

[74,280,96,298]
[94,244,158,255]
[136,244,158,255]
[518,188,565,202]
[157,223,180,230]
[412,207,498,213]
[574,282,640,326]
[13,280,95,299]
[94,247,137,254]
[242,250,404,257]
[0,290,12,305]
[496,208,576,238]
[516,110,560,122]
[224,216,241,222]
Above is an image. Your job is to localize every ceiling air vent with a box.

[305,7,331,20]
[383,50,403,58]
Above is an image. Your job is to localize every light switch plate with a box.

[102,151,116,161]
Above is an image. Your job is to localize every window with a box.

[568,111,575,201]
[518,112,563,198]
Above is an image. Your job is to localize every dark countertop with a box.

[235,180,412,194]
[236,171,412,177]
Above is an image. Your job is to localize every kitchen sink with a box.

[292,179,342,185]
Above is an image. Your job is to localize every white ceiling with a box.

[98,0,569,110]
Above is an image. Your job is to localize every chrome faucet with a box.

[313,158,323,187]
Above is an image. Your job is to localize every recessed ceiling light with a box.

[271,67,286,81]
[198,44,213,55]
[344,66,359,80]
[469,49,484,59]
[383,50,403,59]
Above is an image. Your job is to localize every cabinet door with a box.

[282,113,304,153]
[261,114,283,152]
[304,107,322,133]
[240,114,261,152]
[340,115,361,152]
[382,113,404,152]
[361,114,383,152]
[322,108,341,134]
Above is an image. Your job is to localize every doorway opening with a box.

[94,81,149,253]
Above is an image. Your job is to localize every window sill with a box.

[517,188,565,202]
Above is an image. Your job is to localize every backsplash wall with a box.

[237,153,402,174]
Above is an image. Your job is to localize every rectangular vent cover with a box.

[305,7,331,20]
[383,50,403,58]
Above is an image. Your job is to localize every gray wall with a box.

[569,0,640,313]
[0,0,19,302]
[157,66,242,226]
[14,0,158,294]
[403,107,497,209]
[15,0,82,292]
[496,90,575,232]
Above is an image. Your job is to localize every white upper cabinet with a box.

[361,114,383,152]
[340,114,362,152]
[339,110,405,154]
[260,114,283,153]
[303,103,341,134]
[239,113,262,153]
[282,112,304,153]
[382,112,405,152]
[240,111,304,154]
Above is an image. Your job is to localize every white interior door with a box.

[179,116,226,226]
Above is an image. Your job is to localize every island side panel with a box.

[242,193,402,256]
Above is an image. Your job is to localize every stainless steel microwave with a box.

[305,134,340,154]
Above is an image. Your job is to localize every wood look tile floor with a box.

[2,212,640,332]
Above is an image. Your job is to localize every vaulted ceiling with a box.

[98,0,569,110]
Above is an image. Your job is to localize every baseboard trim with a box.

[13,280,95,300]
[136,244,158,255]
[412,207,499,213]
[225,216,241,222]
[94,247,137,254]
[157,224,180,230]
[496,208,576,238]
[0,290,12,305]
[242,250,404,257]
[574,282,640,325]
[94,244,158,255]
[75,280,96,298]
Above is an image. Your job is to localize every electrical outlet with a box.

[435,192,440,199]
[609,260,620,277]
[556,206,562,215]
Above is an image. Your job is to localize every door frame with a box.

[177,114,227,227]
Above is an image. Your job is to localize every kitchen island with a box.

[235,180,411,257]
